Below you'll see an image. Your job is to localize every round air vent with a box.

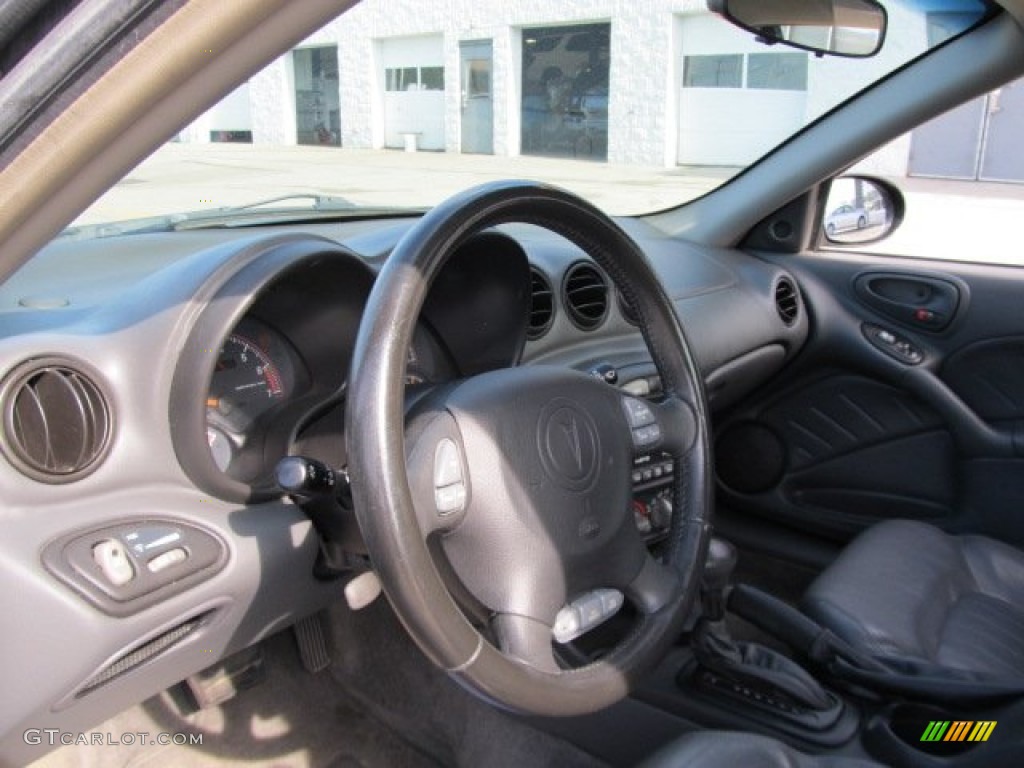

[562,262,609,331]
[774,276,800,326]
[1,358,113,483]
[527,268,555,340]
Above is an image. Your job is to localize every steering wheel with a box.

[345,181,712,716]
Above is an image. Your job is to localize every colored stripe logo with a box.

[920,721,996,742]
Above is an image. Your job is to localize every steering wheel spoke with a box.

[623,552,684,616]
[493,613,560,674]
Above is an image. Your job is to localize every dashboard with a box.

[0,212,806,755]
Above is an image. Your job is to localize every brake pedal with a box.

[294,612,331,673]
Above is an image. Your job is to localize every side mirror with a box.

[822,176,903,245]
[708,0,887,58]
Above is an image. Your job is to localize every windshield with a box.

[72,0,990,229]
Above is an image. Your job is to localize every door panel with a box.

[942,337,1024,421]
[716,373,955,540]
[718,250,1024,548]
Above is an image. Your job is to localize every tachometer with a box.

[208,333,287,423]
[205,321,297,477]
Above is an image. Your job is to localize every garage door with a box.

[380,36,445,151]
[677,16,808,167]
[909,79,1024,184]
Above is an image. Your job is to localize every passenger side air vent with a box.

[527,268,555,340]
[774,277,800,326]
[563,262,609,331]
[0,358,113,483]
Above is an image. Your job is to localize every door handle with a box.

[854,271,963,332]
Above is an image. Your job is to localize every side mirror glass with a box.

[708,0,886,58]
[823,176,902,245]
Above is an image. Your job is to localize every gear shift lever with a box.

[701,537,738,622]
[689,538,834,714]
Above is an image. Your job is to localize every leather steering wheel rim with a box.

[345,181,713,716]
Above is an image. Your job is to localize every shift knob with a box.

[701,537,738,621]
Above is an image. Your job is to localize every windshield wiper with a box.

[59,194,424,240]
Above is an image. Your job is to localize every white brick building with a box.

[179,0,999,179]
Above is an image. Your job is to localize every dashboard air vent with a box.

[563,262,609,331]
[1,359,112,483]
[527,268,555,340]
[774,277,800,326]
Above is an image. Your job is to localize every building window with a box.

[210,130,252,143]
[683,54,743,88]
[386,66,445,92]
[747,53,808,91]
[420,66,445,91]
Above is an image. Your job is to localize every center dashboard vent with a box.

[774,277,800,326]
[527,268,555,340]
[0,358,113,483]
[563,262,609,331]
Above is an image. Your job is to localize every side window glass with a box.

[822,77,1024,267]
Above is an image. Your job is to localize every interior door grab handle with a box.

[853,271,963,332]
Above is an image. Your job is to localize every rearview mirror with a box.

[708,0,886,58]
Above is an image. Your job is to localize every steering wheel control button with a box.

[146,547,187,574]
[433,438,463,488]
[552,588,625,644]
[435,483,467,516]
[92,539,134,586]
[433,438,467,516]
[632,423,662,449]
[622,397,656,428]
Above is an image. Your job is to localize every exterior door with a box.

[293,46,340,146]
[460,40,493,154]
[979,81,1024,182]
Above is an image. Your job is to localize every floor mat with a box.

[326,598,609,768]
[30,630,438,768]
[30,599,609,768]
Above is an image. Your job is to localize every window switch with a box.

[863,323,923,365]
[92,539,134,587]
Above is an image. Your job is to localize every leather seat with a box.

[802,519,1024,684]
[639,731,878,767]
